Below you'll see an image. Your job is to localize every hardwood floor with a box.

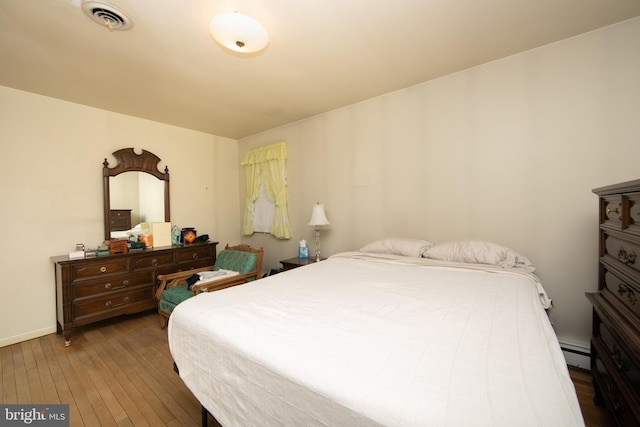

[1,311,616,426]
[1,312,204,427]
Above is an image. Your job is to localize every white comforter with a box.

[168,252,584,427]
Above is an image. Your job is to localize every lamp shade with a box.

[209,12,269,53]
[308,203,330,227]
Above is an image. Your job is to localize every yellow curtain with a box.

[241,162,260,236]
[240,142,293,239]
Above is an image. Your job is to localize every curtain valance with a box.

[241,142,292,240]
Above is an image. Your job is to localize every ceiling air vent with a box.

[81,1,133,31]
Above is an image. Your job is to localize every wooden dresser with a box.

[52,241,218,345]
[588,180,640,426]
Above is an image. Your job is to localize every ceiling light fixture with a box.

[209,12,269,54]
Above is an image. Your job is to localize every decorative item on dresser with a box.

[52,241,218,346]
[588,179,640,426]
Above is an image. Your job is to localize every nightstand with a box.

[280,256,325,271]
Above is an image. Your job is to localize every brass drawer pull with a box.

[106,297,129,308]
[617,247,636,265]
[618,283,637,306]
[151,259,158,267]
[105,279,129,290]
[611,345,630,374]
[192,253,199,259]
[604,382,625,413]
[100,266,107,273]
[606,206,620,215]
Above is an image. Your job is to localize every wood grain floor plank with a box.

[90,334,163,427]
[88,321,177,425]
[47,335,101,427]
[1,345,17,404]
[41,334,82,423]
[12,344,31,403]
[74,338,128,424]
[20,340,45,403]
[82,327,152,427]
[64,339,118,427]
[29,337,61,404]
[120,322,200,424]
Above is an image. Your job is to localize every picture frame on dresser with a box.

[587,179,640,426]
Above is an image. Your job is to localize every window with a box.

[241,142,292,239]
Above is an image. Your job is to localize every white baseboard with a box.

[0,326,56,348]
[560,341,591,370]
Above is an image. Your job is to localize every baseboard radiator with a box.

[560,342,591,370]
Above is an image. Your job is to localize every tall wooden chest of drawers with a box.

[588,180,640,426]
[110,209,132,231]
[52,241,217,345]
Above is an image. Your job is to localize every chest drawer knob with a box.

[617,283,637,306]
[192,253,199,259]
[605,382,625,413]
[617,247,636,265]
[106,297,129,308]
[151,259,158,267]
[100,266,107,273]
[607,206,621,216]
[611,345,629,373]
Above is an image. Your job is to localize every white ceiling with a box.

[1,0,639,139]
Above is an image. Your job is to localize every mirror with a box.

[103,148,170,240]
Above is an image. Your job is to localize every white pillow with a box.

[423,240,535,271]
[360,238,432,258]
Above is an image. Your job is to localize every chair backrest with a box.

[213,244,263,280]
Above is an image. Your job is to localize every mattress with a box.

[168,252,584,426]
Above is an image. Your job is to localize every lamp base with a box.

[314,228,321,263]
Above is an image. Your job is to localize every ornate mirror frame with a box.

[103,148,170,240]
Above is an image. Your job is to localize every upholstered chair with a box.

[155,244,263,328]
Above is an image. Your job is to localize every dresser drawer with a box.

[627,192,640,237]
[597,322,640,395]
[70,258,129,281]
[175,245,215,264]
[592,344,640,426]
[603,269,640,319]
[131,251,175,271]
[604,233,640,274]
[73,272,153,300]
[602,195,624,229]
[601,192,640,237]
[72,286,156,325]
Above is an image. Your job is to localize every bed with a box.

[168,239,584,426]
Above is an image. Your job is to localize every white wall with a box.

[0,87,241,346]
[239,17,640,347]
